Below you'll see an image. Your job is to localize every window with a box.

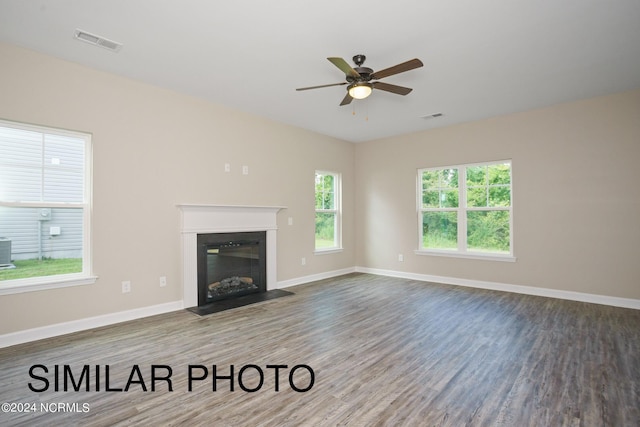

[315,171,341,252]
[417,160,513,260]
[0,120,94,293]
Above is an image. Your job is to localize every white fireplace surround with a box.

[178,204,285,308]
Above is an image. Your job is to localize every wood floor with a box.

[1,273,639,426]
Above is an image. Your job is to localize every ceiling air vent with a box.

[74,29,122,52]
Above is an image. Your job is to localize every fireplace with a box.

[197,231,266,305]
[178,204,293,315]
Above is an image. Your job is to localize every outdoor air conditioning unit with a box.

[0,238,12,266]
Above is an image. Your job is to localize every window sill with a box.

[314,248,344,255]
[0,274,98,295]
[414,250,516,262]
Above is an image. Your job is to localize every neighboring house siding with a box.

[44,135,85,203]
[0,207,82,260]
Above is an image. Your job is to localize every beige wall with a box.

[1,41,638,337]
[0,42,355,334]
[355,89,640,299]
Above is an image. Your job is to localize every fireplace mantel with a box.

[177,204,286,308]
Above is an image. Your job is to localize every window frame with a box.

[0,119,96,295]
[416,160,515,262]
[314,170,342,254]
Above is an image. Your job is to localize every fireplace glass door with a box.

[197,232,266,306]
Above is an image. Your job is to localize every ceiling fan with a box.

[296,54,423,106]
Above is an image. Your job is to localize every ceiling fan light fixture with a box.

[348,83,373,99]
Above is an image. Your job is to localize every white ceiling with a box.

[1,1,639,143]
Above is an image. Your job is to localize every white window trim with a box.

[414,249,516,262]
[0,119,96,294]
[314,170,343,253]
[0,274,97,295]
[314,248,344,255]
[417,160,514,261]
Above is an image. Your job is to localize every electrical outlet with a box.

[122,280,131,293]
[242,165,249,175]
[159,276,167,287]
[224,163,231,172]
[288,217,293,226]
[301,257,306,266]
[398,254,404,262]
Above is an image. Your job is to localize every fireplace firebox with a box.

[197,231,266,306]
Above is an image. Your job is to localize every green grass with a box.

[422,236,509,253]
[315,238,336,249]
[0,258,82,281]
[423,235,457,250]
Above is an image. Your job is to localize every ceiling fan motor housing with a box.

[348,54,373,82]
[348,67,373,83]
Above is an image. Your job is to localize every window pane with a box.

[488,163,511,185]
[324,191,334,210]
[421,170,439,189]
[44,134,85,203]
[44,167,85,203]
[0,127,42,166]
[44,134,85,170]
[488,186,510,207]
[467,186,486,207]
[315,173,335,210]
[0,164,42,202]
[322,175,333,205]
[0,126,43,202]
[315,212,336,248]
[422,190,440,208]
[466,163,511,208]
[422,168,459,190]
[0,129,86,203]
[322,174,334,191]
[467,210,510,253]
[466,166,486,186]
[0,206,84,282]
[440,169,458,188]
[422,168,459,208]
[440,189,458,208]
[422,211,457,250]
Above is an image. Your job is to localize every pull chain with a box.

[352,104,369,121]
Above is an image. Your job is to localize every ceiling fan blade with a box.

[340,93,354,106]
[328,57,361,79]
[296,82,347,91]
[372,81,413,95]
[372,58,423,80]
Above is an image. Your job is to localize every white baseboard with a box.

[276,267,356,289]
[1,300,183,349]
[356,266,640,310]
[3,266,356,348]
[1,267,357,348]
[5,266,638,349]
